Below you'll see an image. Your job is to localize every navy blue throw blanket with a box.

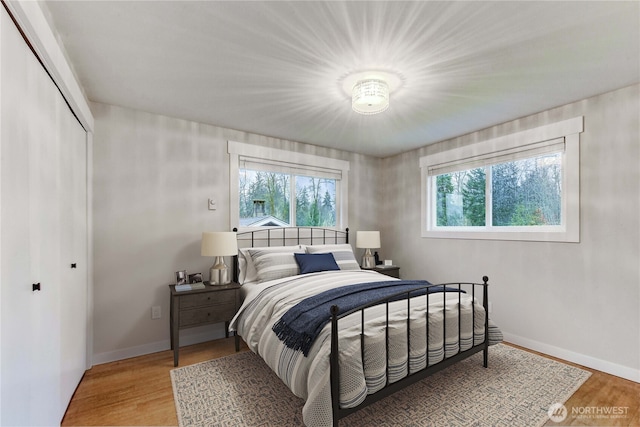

[272,280,465,356]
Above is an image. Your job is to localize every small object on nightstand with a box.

[175,270,187,285]
[188,272,203,284]
[175,282,205,292]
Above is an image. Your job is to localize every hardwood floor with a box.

[61,338,249,426]
[62,339,639,427]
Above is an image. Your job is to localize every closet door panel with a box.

[1,6,88,424]
[25,15,63,425]
[1,7,70,425]
[0,9,36,425]
[59,101,88,409]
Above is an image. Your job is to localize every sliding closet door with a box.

[59,101,88,409]
[26,18,63,425]
[1,6,62,424]
[0,7,36,425]
[1,7,87,425]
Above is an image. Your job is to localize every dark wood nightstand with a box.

[169,282,241,366]
[364,265,400,278]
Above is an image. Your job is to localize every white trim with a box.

[503,332,640,383]
[420,117,583,242]
[0,12,3,420]
[419,117,583,169]
[85,131,94,369]
[239,156,343,180]
[229,141,350,172]
[228,141,350,230]
[4,1,94,132]
[93,326,226,365]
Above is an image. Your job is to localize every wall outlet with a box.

[151,306,161,319]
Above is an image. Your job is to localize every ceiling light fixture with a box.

[342,71,402,116]
[352,79,389,115]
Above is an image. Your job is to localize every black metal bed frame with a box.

[231,227,489,427]
[232,226,349,281]
[329,278,489,426]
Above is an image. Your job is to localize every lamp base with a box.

[361,248,376,269]
[209,256,230,285]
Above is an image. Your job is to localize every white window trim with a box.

[420,117,583,242]
[228,141,349,230]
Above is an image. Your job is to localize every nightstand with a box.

[169,282,241,366]
[364,265,400,278]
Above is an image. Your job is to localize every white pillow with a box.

[238,245,305,284]
[244,245,305,283]
[237,248,256,284]
[306,243,360,271]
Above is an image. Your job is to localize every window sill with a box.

[422,227,579,243]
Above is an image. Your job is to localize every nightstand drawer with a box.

[179,289,236,309]
[179,305,237,327]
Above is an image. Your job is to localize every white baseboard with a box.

[92,329,226,366]
[503,332,640,383]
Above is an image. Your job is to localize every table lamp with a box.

[201,231,238,285]
[356,231,380,268]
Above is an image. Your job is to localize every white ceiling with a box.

[42,1,639,158]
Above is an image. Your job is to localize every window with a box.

[229,141,349,229]
[420,117,583,242]
[238,169,337,227]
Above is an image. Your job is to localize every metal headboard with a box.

[232,227,349,282]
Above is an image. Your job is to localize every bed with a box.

[228,227,502,427]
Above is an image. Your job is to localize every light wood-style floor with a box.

[61,339,639,427]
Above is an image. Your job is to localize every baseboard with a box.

[503,332,640,383]
[92,328,226,365]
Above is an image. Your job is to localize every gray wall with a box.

[381,84,639,380]
[91,102,381,362]
[91,85,639,381]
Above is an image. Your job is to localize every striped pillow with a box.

[248,246,305,282]
[306,244,361,271]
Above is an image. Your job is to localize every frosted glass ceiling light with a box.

[343,71,402,116]
[352,79,389,115]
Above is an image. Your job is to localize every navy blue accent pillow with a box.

[294,253,340,274]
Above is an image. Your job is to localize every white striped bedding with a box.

[229,269,499,427]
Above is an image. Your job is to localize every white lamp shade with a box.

[356,231,381,249]
[201,232,238,256]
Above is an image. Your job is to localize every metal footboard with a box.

[329,276,490,426]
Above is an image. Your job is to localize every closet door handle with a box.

[32,283,41,291]
[71,263,77,269]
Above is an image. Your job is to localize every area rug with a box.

[170,343,590,427]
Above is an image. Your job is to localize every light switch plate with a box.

[208,198,217,210]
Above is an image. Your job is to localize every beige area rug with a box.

[170,343,590,427]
